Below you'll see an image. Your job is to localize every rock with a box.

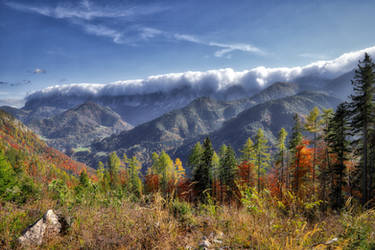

[199,236,211,248]
[213,238,223,244]
[325,237,338,245]
[18,209,62,247]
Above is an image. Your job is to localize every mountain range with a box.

[0,69,355,171]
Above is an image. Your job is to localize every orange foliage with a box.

[290,139,313,197]
[145,174,160,193]
[238,161,256,187]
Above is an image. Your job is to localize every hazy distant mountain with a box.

[323,70,355,100]
[84,97,236,167]
[82,85,340,170]
[4,68,354,129]
[209,91,342,150]
[28,102,132,152]
[173,91,342,165]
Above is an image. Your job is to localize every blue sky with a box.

[1,0,375,104]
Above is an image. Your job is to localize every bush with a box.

[0,153,40,204]
[170,199,195,225]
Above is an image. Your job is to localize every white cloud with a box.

[0,98,25,108]
[174,33,202,43]
[26,45,375,101]
[6,1,262,55]
[140,27,163,40]
[81,23,124,44]
[209,42,264,57]
[5,1,165,44]
[174,33,264,57]
[33,68,46,74]
[5,0,134,20]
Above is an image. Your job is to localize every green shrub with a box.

[0,152,40,204]
[170,199,194,225]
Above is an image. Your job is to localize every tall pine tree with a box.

[240,138,256,185]
[304,107,321,193]
[349,53,375,206]
[289,114,304,194]
[327,102,351,209]
[277,128,288,199]
[254,128,270,192]
[192,137,214,202]
[219,146,238,204]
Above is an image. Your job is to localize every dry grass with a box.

[1,193,375,249]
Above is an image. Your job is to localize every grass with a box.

[73,147,91,153]
[1,192,375,249]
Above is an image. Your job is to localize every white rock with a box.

[18,209,62,247]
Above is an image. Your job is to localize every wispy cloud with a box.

[0,80,32,86]
[140,27,163,40]
[174,33,202,43]
[80,22,123,44]
[5,0,166,44]
[5,1,136,20]
[174,33,264,57]
[6,0,262,57]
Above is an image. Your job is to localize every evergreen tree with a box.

[277,128,288,199]
[108,152,121,189]
[289,114,304,194]
[289,114,303,151]
[240,138,256,185]
[188,142,203,172]
[327,102,351,209]
[149,152,160,175]
[349,53,375,206]
[74,169,92,204]
[240,138,256,163]
[304,107,321,193]
[127,156,143,197]
[158,151,174,194]
[219,146,238,203]
[96,161,108,191]
[218,144,228,202]
[192,137,214,202]
[321,108,334,211]
[211,151,220,199]
[254,128,270,192]
[78,169,90,188]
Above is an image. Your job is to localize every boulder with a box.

[18,209,62,247]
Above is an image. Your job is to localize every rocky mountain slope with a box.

[27,102,132,152]
[173,91,342,164]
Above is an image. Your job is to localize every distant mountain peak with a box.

[28,102,133,152]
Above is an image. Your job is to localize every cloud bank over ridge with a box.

[26,46,375,101]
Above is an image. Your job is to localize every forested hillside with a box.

[0,110,90,178]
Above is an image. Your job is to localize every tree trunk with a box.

[362,126,368,206]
